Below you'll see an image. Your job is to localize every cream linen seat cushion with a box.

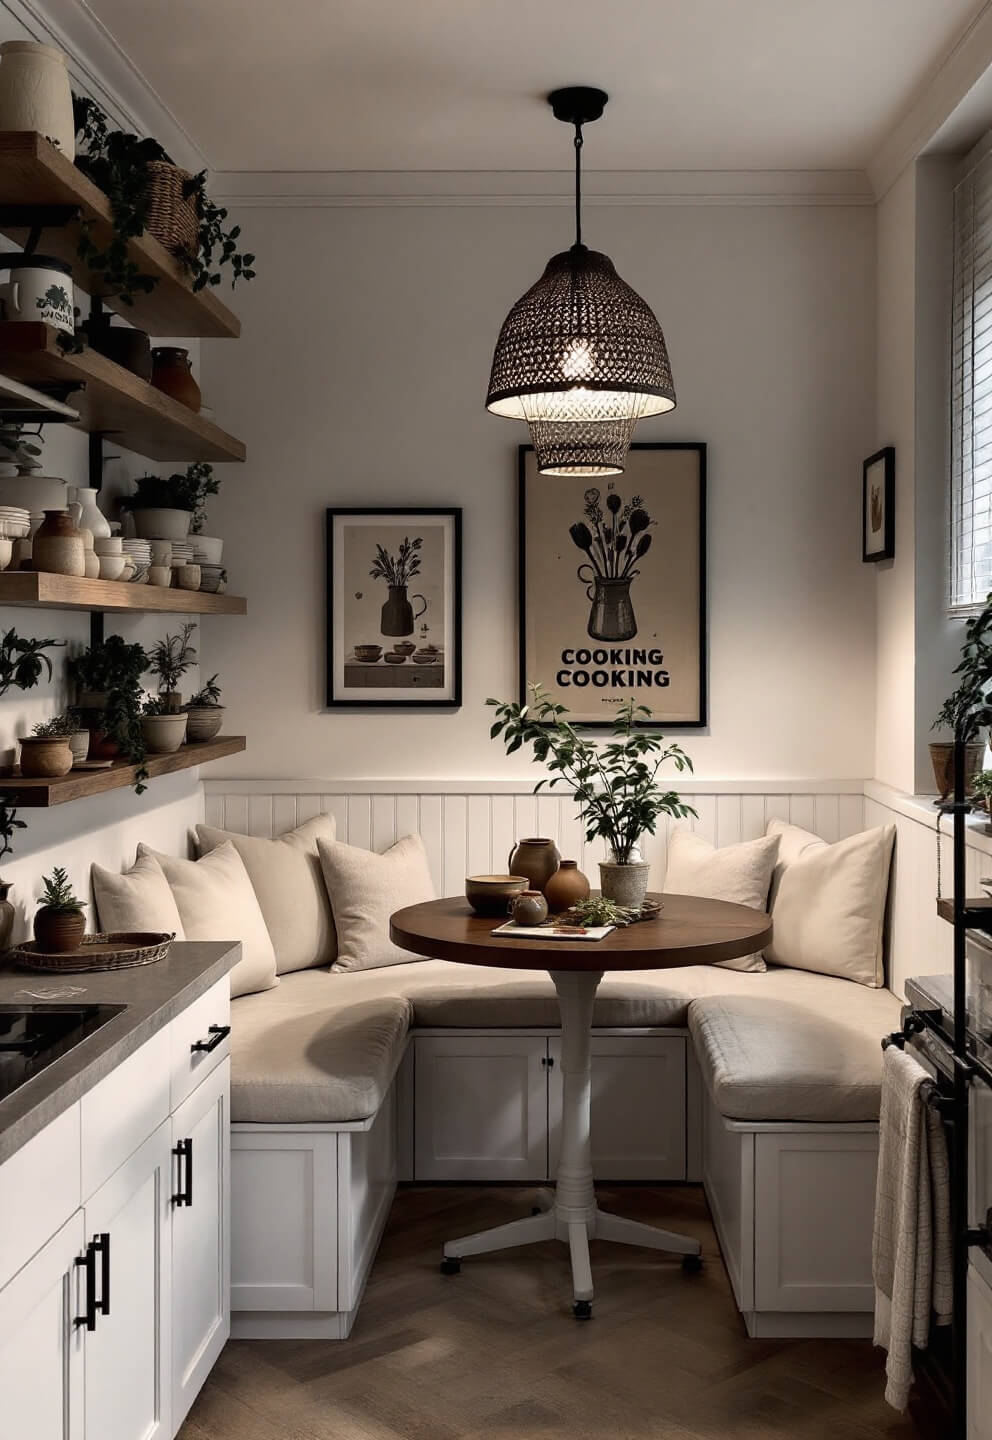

[196,814,337,974]
[689,984,902,1123]
[662,829,779,972]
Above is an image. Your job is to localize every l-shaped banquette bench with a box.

[94,809,903,1343]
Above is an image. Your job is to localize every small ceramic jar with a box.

[33,508,85,577]
[150,347,201,412]
[509,890,549,926]
[0,253,74,334]
[0,42,75,159]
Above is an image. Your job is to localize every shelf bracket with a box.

[0,204,80,244]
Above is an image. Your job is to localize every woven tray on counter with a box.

[12,931,176,974]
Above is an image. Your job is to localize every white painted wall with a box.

[201,199,877,782]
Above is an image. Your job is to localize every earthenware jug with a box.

[0,42,74,158]
[151,347,201,412]
[507,837,560,894]
[509,890,549,927]
[380,584,427,637]
[544,860,591,913]
[33,508,85,577]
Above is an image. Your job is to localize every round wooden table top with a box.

[390,894,772,973]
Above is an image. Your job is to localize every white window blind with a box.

[951,133,992,614]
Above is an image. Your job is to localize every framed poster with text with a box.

[518,442,706,727]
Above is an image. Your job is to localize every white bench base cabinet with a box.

[230,1080,397,1340]
[702,1084,878,1338]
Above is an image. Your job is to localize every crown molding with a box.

[867,0,992,199]
[1,0,209,172]
[210,168,874,209]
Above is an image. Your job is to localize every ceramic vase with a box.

[150,347,201,412]
[509,890,549,926]
[380,584,427,636]
[33,508,85,577]
[0,881,14,953]
[544,860,591,913]
[18,735,72,778]
[0,42,75,158]
[599,860,651,910]
[507,837,561,894]
[34,907,85,954]
[68,486,111,539]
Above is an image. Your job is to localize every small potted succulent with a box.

[0,799,26,953]
[148,622,196,713]
[120,465,219,543]
[184,673,224,742]
[141,694,187,754]
[34,866,85,953]
[29,710,88,767]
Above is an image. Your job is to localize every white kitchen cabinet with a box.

[171,1058,230,1431]
[548,1035,687,1181]
[969,1264,992,1440]
[0,1211,85,1440]
[83,1120,173,1440]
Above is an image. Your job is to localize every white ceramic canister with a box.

[0,43,75,159]
[0,253,74,334]
[67,485,111,539]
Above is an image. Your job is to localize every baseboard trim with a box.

[231,1309,358,1340]
[743,1310,874,1339]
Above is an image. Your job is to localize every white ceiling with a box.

[86,0,986,173]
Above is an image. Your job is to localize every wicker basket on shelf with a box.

[144,160,198,259]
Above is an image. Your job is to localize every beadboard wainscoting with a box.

[202,779,866,899]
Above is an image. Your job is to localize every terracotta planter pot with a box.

[544,860,591,913]
[34,907,85,953]
[19,735,72,778]
[184,705,224,743]
[507,837,561,894]
[141,712,187,754]
[928,741,985,801]
[599,860,651,910]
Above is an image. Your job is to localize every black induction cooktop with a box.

[0,1003,125,1104]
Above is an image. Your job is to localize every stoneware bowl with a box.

[176,564,201,591]
[384,651,406,664]
[412,652,435,664]
[354,644,382,663]
[465,874,529,917]
[98,554,126,581]
[394,641,416,656]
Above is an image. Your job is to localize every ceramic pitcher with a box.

[68,486,111,539]
[507,837,561,894]
[380,584,427,637]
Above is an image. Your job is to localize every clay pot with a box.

[509,890,549,926]
[0,43,75,159]
[599,860,651,910]
[150,347,201,412]
[464,874,528,917]
[67,731,89,766]
[928,742,986,802]
[141,711,187,754]
[0,881,13,953]
[544,860,591,913]
[33,508,85,577]
[85,320,152,380]
[184,705,224,743]
[132,508,191,542]
[19,735,72,778]
[34,907,85,954]
[507,837,561,894]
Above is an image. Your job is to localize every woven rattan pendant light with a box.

[486,87,676,476]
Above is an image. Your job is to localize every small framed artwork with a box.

[326,507,462,707]
[518,442,707,728]
[862,446,894,562]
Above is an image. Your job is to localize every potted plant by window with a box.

[930,593,992,800]
[148,622,196,713]
[34,866,85,953]
[120,464,220,543]
[141,694,187,754]
[68,635,148,790]
[487,685,697,909]
[184,673,224,742]
[0,799,26,952]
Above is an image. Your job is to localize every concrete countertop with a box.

[0,940,241,1166]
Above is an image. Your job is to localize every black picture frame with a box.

[862,446,895,562]
[326,507,462,709]
[518,441,708,728]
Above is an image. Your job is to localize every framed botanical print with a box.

[518,442,707,728]
[326,508,462,707]
[862,446,894,562]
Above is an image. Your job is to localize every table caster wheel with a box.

[573,1300,593,1320]
[440,1256,461,1275]
[682,1253,703,1273]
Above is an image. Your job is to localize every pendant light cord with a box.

[574,122,583,248]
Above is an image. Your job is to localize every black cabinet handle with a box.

[74,1241,97,1330]
[172,1137,193,1207]
[190,1024,230,1055]
[94,1232,110,1317]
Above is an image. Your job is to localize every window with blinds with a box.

[951,133,992,614]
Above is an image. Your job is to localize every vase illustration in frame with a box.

[326,507,462,708]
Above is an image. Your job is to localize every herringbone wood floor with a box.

[180,1185,918,1440]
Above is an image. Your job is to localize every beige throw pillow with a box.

[763,819,895,987]
[139,842,278,998]
[196,815,337,974]
[317,833,435,973]
[92,850,186,938]
[663,829,779,971]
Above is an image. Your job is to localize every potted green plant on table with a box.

[184,673,224,742]
[120,464,221,544]
[0,799,26,952]
[487,685,696,910]
[930,593,992,801]
[148,622,196,713]
[68,635,149,790]
[34,866,85,953]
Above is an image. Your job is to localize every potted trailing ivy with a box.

[120,463,220,543]
[185,673,224,742]
[34,866,85,953]
[72,96,256,304]
[487,685,696,909]
[0,798,26,952]
[148,622,196,714]
[68,635,148,790]
[930,593,992,800]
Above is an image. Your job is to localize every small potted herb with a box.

[141,695,187,754]
[120,464,220,543]
[0,799,26,953]
[34,866,85,954]
[68,635,149,789]
[185,673,224,742]
[30,711,88,767]
[148,622,196,713]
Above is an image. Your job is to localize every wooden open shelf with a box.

[0,133,240,339]
[0,323,245,462]
[0,736,245,807]
[0,571,245,615]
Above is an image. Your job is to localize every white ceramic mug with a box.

[0,254,74,335]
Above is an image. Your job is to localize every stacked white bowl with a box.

[0,505,32,540]
[94,534,125,581]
